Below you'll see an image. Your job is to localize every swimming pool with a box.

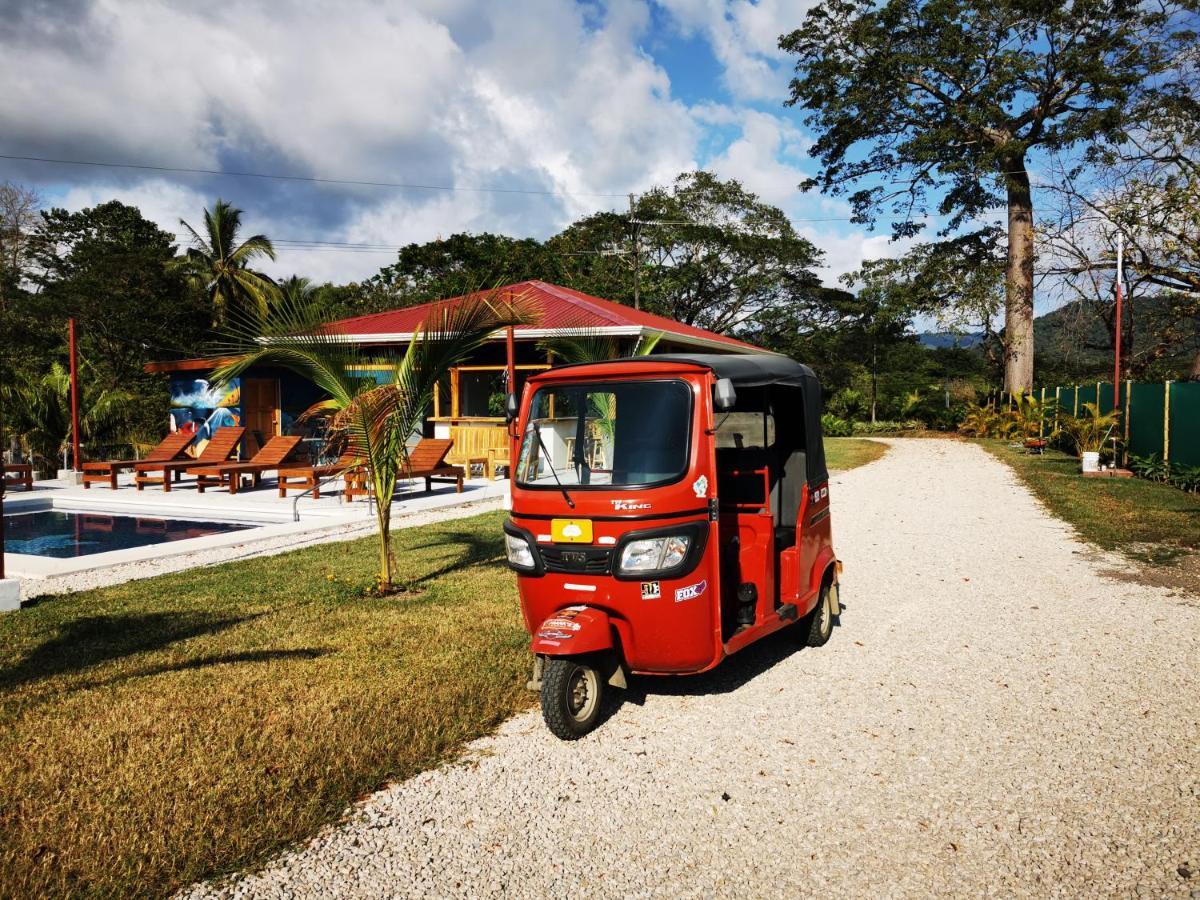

[3,509,255,558]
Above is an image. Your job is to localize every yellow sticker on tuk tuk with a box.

[551,518,593,543]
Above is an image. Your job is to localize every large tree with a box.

[24,201,210,442]
[363,233,561,312]
[781,0,1198,391]
[553,171,825,335]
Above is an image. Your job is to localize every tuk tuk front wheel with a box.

[801,580,835,647]
[541,657,604,740]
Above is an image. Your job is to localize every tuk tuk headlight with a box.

[505,532,536,571]
[618,534,691,574]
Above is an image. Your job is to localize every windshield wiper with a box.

[532,424,575,509]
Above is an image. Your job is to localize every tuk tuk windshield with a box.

[516,380,692,488]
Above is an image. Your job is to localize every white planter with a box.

[57,469,84,485]
[1081,451,1100,473]
[0,579,21,613]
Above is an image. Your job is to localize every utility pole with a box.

[1113,230,1124,410]
[629,193,641,311]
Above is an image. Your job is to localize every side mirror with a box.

[714,378,737,411]
[504,392,520,422]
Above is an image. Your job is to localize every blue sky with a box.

[0,0,900,288]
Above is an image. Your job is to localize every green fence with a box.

[1022,381,1199,467]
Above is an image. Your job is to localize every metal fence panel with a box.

[1127,382,1166,460]
[1169,381,1200,467]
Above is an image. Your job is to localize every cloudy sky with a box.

[0,0,899,288]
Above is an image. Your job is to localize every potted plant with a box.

[1058,402,1119,472]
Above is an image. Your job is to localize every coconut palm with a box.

[212,286,531,592]
[179,200,276,325]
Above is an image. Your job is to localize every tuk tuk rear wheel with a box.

[801,580,835,647]
[541,658,604,740]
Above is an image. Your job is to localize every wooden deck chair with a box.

[277,451,366,500]
[193,435,303,494]
[133,427,245,492]
[82,432,194,489]
[399,438,463,494]
[2,464,34,492]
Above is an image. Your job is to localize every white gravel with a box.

[179,438,1200,899]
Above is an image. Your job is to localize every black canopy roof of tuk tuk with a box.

[593,353,829,486]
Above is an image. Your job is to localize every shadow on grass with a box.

[89,647,331,690]
[401,529,506,589]
[0,612,261,690]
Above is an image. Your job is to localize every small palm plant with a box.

[212,286,531,592]
[2,361,133,476]
[1057,402,1119,457]
[178,200,277,325]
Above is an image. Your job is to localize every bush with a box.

[821,413,853,437]
[827,388,867,420]
[850,419,924,435]
[1130,454,1200,493]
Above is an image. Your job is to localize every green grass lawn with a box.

[0,510,531,899]
[826,437,889,472]
[980,441,1200,562]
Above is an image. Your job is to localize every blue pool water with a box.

[3,509,255,558]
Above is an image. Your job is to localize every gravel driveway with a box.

[182,438,1200,899]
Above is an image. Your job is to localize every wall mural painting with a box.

[169,378,242,455]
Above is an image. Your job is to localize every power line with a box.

[0,152,630,199]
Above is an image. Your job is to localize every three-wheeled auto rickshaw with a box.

[503,354,839,739]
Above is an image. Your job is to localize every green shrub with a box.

[827,388,867,420]
[850,419,924,435]
[821,413,853,437]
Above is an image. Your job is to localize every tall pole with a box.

[68,317,82,470]
[629,193,641,311]
[505,324,517,469]
[1113,231,1124,411]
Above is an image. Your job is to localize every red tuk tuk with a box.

[503,354,839,739]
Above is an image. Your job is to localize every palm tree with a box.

[537,329,662,366]
[2,362,133,476]
[179,200,276,325]
[211,286,531,592]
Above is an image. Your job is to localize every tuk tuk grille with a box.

[540,546,612,574]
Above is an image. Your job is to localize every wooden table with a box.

[486,446,512,480]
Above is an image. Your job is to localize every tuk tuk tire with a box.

[801,580,835,647]
[541,657,604,740]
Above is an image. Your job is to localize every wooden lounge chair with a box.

[2,463,34,492]
[277,451,366,500]
[399,438,463,494]
[193,435,303,494]
[133,427,245,492]
[82,432,194,489]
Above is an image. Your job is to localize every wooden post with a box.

[1163,380,1172,462]
[1039,387,1046,438]
[1073,386,1079,417]
[505,326,517,474]
[1054,386,1061,432]
[450,367,460,419]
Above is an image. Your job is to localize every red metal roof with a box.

[325,280,762,352]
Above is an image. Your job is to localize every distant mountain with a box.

[917,331,985,349]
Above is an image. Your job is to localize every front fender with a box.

[531,606,614,656]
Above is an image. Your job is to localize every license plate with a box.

[551,518,593,543]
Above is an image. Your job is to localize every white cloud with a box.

[657,0,816,101]
[0,0,698,281]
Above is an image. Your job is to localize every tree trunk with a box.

[375,496,393,591]
[1190,347,1200,381]
[1003,161,1036,393]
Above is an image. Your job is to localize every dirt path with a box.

[184,439,1200,899]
